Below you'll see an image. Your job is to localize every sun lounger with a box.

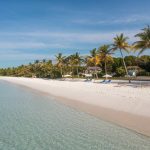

[105,80,111,84]
[100,80,106,83]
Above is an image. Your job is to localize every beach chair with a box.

[100,80,106,83]
[105,80,111,84]
[84,77,92,82]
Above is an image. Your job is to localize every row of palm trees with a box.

[55,52,83,77]
[55,26,150,78]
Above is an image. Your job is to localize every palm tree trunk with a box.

[76,67,79,78]
[95,66,98,79]
[104,60,107,80]
[119,49,128,75]
[71,66,74,78]
[60,67,63,77]
[119,49,131,83]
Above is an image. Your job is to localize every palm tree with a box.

[66,54,76,77]
[55,53,66,77]
[35,60,39,64]
[87,48,101,79]
[85,48,97,67]
[90,48,97,57]
[112,33,130,77]
[133,25,150,55]
[42,59,46,63]
[73,52,83,78]
[98,45,113,80]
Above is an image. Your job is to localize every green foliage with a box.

[0,55,150,78]
[133,25,150,55]
[111,57,122,72]
[116,67,126,76]
[0,60,61,79]
[49,67,62,79]
[137,55,150,72]
[124,56,137,66]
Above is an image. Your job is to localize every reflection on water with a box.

[0,81,150,150]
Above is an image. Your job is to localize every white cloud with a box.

[72,15,150,25]
[0,29,144,67]
[0,42,46,49]
[111,15,150,24]
[0,41,67,49]
[0,29,138,50]
[0,50,53,61]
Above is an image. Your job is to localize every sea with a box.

[0,80,150,150]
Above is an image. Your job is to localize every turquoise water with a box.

[0,81,150,150]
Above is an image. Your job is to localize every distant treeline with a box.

[0,55,150,78]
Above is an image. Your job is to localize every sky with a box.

[0,0,150,68]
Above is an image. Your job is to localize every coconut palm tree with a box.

[42,59,46,63]
[90,48,97,57]
[87,48,101,79]
[98,45,113,80]
[66,54,77,77]
[73,52,83,78]
[55,53,66,77]
[35,60,39,64]
[112,33,130,77]
[133,25,150,55]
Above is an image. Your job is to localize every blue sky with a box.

[0,0,150,67]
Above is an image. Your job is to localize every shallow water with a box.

[0,81,150,150]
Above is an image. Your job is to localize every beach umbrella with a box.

[63,74,72,77]
[103,74,112,78]
[84,74,92,77]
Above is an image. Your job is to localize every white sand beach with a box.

[1,77,150,136]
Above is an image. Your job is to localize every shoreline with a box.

[1,77,150,137]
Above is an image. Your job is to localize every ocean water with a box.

[0,81,150,150]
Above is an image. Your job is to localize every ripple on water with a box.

[0,81,150,150]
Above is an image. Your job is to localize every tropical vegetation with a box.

[133,25,150,55]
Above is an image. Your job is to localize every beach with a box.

[1,77,150,136]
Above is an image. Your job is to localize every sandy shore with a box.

[1,77,150,136]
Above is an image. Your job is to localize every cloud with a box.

[0,42,46,49]
[72,15,150,25]
[0,29,143,68]
[0,29,138,50]
[0,42,65,49]
[0,49,53,61]
[111,15,150,24]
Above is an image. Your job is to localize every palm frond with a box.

[134,25,150,55]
